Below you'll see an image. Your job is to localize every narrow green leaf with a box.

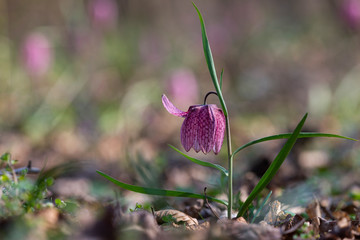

[193,3,227,116]
[169,145,228,177]
[237,113,308,217]
[251,191,272,223]
[232,132,357,158]
[220,69,224,90]
[96,170,228,206]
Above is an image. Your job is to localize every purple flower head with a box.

[22,33,52,77]
[89,0,118,29]
[166,69,198,108]
[341,0,360,29]
[162,94,225,155]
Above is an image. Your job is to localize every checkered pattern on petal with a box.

[212,107,226,154]
[197,105,216,154]
[162,94,226,155]
[181,106,200,152]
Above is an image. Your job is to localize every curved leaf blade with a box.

[232,132,357,158]
[97,170,228,206]
[251,190,272,224]
[169,145,228,177]
[237,113,308,217]
[193,3,227,116]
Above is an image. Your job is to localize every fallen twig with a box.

[0,161,41,176]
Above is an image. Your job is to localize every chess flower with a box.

[162,94,225,154]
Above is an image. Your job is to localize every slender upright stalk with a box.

[225,116,233,219]
[193,4,233,219]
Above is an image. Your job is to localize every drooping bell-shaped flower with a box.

[162,94,226,154]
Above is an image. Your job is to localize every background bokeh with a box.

[0,0,359,204]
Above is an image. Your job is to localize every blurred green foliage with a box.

[0,152,54,216]
[0,152,73,239]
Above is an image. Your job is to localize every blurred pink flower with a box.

[162,94,225,154]
[341,0,360,29]
[166,69,198,108]
[89,0,118,29]
[22,33,52,77]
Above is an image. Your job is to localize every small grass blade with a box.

[237,113,308,217]
[251,191,272,223]
[169,145,228,177]
[232,132,357,158]
[96,170,228,206]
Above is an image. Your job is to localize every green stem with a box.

[193,3,233,219]
[226,116,233,219]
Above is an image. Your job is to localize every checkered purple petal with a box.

[197,105,216,154]
[162,93,225,155]
[212,107,226,154]
[180,106,200,152]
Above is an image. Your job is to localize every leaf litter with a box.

[102,186,359,240]
[147,167,356,240]
[0,149,358,240]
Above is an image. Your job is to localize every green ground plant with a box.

[0,153,55,217]
[0,152,73,238]
[97,4,356,219]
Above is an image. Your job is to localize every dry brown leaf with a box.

[333,210,351,221]
[319,217,354,239]
[119,210,160,240]
[235,217,248,224]
[217,220,281,240]
[281,214,306,240]
[155,209,198,226]
[306,199,321,235]
[262,200,289,226]
[183,198,204,218]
